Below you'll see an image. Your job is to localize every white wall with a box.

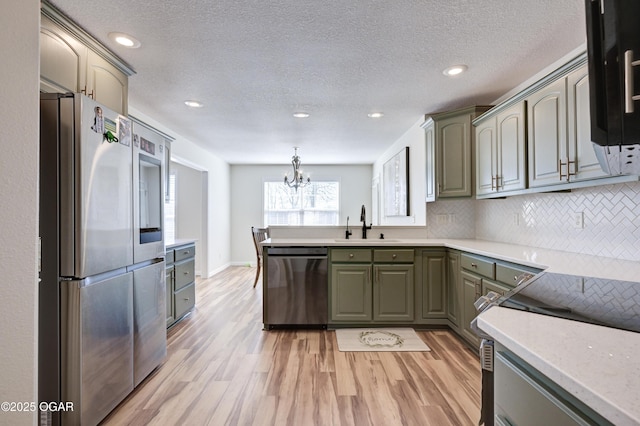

[372,118,427,226]
[0,1,39,424]
[129,106,231,277]
[230,164,372,264]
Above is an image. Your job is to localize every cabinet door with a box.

[424,120,436,202]
[567,65,608,181]
[527,78,567,187]
[437,113,473,197]
[373,264,414,321]
[447,252,460,327]
[460,270,482,347]
[421,251,447,319]
[40,15,86,93]
[86,50,129,115]
[165,266,175,327]
[330,264,372,322]
[476,118,498,195]
[495,351,605,426]
[497,102,527,192]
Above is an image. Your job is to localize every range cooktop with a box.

[499,272,640,334]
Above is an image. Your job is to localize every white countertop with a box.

[478,307,640,425]
[165,238,197,249]
[263,237,640,422]
[262,237,640,281]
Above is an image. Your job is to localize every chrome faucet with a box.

[345,216,352,239]
[360,204,372,239]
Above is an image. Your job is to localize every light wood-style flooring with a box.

[102,266,481,425]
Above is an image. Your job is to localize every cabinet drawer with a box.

[331,248,372,263]
[174,244,195,262]
[373,249,414,263]
[165,249,175,264]
[482,279,511,297]
[174,283,195,320]
[496,264,536,287]
[174,259,195,290]
[461,253,495,279]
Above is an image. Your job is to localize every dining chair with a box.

[251,226,269,287]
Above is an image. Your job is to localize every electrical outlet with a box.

[573,212,584,229]
[436,214,449,225]
[513,213,520,226]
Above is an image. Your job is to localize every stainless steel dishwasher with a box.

[265,247,328,328]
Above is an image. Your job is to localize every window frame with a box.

[262,177,341,227]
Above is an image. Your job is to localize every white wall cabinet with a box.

[566,65,609,182]
[476,102,527,195]
[528,61,607,188]
[422,106,491,199]
[475,54,625,199]
[40,5,133,115]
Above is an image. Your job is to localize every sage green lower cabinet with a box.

[460,270,482,347]
[494,344,613,426]
[373,264,414,321]
[166,242,196,328]
[329,248,414,324]
[419,249,447,321]
[481,278,511,297]
[447,251,461,328]
[165,264,175,326]
[330,264,372,322]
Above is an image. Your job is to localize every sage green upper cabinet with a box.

[85,50,129,115]
[527,60,607,188]
[566,65,608,182]
[527,77,567,188]
[40,14,86,94]
[40,4,134,115]
[424,119,436,202]
[422,106,492,199]
[476,102,527,196]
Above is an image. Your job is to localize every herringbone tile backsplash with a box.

[427,181,640,262]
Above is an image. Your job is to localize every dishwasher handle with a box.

[266,247,328,256]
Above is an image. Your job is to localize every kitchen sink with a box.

[334,239,401,243]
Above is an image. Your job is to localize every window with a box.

[263,180,340,226]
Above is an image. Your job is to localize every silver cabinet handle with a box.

[349,253,354,259]
[184,271,189,275]
[392,254,397,259]
[471,263,477,268]
[624,50,640,113]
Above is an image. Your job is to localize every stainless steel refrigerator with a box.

[39,93,166,425]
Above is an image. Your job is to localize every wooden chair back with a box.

[252,227,269,256]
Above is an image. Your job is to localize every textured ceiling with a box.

[47,0,587,164]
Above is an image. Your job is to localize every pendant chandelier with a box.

[284,147,310,191]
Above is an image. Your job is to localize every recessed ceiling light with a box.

[293,112,310,118]
[368,112,384,118]
[108,32,141,48]
[184,100,204,108]
[443,64,468,77]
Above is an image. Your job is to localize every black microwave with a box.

[585,0,640,148]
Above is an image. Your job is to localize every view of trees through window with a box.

[263,180,340,226]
